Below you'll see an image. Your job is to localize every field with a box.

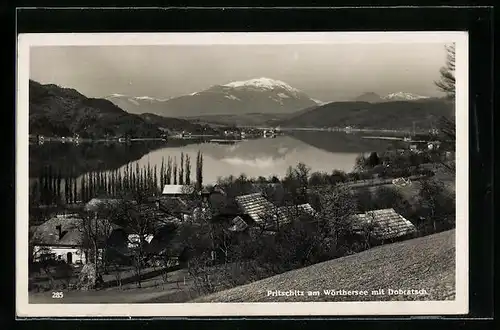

[193,229,456,302]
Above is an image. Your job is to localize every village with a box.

[28,138,456,302]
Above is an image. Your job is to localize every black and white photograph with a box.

[16,32,468,317]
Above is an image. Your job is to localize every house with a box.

[31,213,120,265]
[162,184,194,197]
[234,192,280,225]
[162,184,211,198]
[31,214,87,264]
[348,208,417,245]
[234,192,317,232]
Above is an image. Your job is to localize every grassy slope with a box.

[193,229,456,302]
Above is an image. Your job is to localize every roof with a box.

[265,203,317,229]
[234,193,278,224]
[277,203,317,219]
[31,213,121,246]
[234,193,317,230]
[31,214,83,246]
[349,208,417,240]
[162,185,194,195]
[228,216,249,232]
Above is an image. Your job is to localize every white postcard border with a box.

[16,31,469,317]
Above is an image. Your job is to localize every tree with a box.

[354,154,368,172]
[435,44,455,99]
[72,175,78,203]
[179,153,185,185]
[315,185,357,256]
[367,152,380,168]
[418,178,455,234]
[173,157,178,185]
[166,156,172,185]
[196,151,204,189]
[282,166,301,205]
[372,186,411,218]
[185,155,191,185]
[64,173,70,204]
[56,169,62,204]
[434,44,456,175]
[160,157,165,190]
[107,190,172,288]
[77,205,115,287]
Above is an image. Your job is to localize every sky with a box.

[30,43,448,102]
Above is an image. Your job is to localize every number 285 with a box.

[52,291,64,299]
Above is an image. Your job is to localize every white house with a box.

[31,214,87,264]
[31,213,119,265]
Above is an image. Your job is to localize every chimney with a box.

[55,225,63,240]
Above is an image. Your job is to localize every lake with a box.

[29,131,401,185]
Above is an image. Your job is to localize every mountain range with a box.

[105,78,320,117]
[29,78,453,137]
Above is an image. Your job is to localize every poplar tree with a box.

[173,157,178,185]
[179,152,185,185]
[166,157,172,185]
[196,151,204,190]
[73,174,78,203]
[64,170,69,204]
[56,168,62,203]
[153,165,158,194]
[160,157,165,190]
[185,154,191,185]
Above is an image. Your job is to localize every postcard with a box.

[17,31,468,317]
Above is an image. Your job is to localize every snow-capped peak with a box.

[108,93,127,98]
[383,92,429,101]
[223,77,301,95]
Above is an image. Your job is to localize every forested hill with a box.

[29,80,208,138]
[277,99,454,131]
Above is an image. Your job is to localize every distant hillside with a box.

[187,104,323,128]
[29,80,162,138]
[138,113,218,135]
[193,229,455,302]
[187,113,291,127]
[278,99,454,131]
[354,92,384,103]
[29,80,208,138]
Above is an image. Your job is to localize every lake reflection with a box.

[30,132,398,184]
